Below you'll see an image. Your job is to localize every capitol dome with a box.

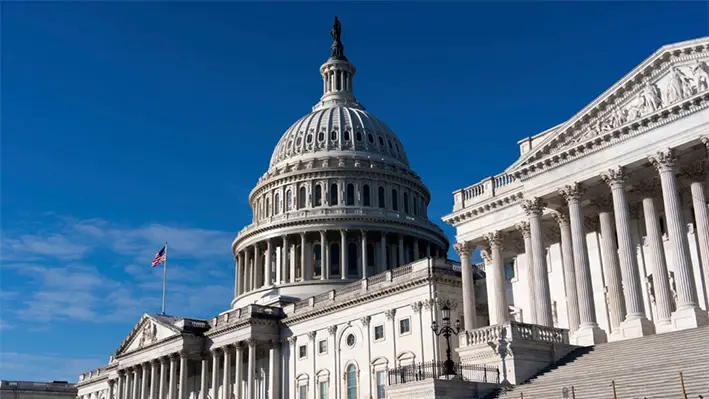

[231,17,448,309]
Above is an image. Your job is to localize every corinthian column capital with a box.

[483,231,504,249]
[559,183,584,204]
[551,210,570,226]
[480,247,492,264]
[453,241,474,257]
[521,197,546,216]
[515,221,531,238]
[601,166,627,189]
[701,136,709,150]
[648,149,677,172]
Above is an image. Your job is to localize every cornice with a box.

[442,189,524,226]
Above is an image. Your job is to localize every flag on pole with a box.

[152,246,167,267]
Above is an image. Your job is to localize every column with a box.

[521,198,554,327]
[281,236,288,284]
[300,233,308,281]
[380,233,387,272]
[340,230,347,279]
[413,239,419,260]
[549,212,579,332]
[117,373,124,399]
[211,349,220,399]
[290,242,297,283]
[168,355,177,399]
[268,341,280,399]
[264,240,272,287]
[223,346,232,399]
[454,241,476,331]
[200,358,208,399]
[246,340,256,399]
[141,364,149,399]
[159,359,167,399]
[398,235,404,267]
[108,380,116,399]
[234,344,243,399]
[483,231,509,325]
[602,168,655,337]
[558,185,607,344]
[649,150,708,328]
[593,198,626,336]
[243,250,250,293]
[515,222,537,325]
[179,353,188,399]
[235,254,241,297]
[287,337,297,399]
[132,368,139,399]
[361,230,368,279]
[320,231,328,279]
[253,244,261,289]
[682,163,709,307]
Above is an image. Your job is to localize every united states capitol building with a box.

[77,19,709,399]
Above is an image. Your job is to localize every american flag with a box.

[151,246,166,267]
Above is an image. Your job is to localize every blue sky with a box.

[1,2,707,381]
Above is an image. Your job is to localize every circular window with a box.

[346,333,356,347]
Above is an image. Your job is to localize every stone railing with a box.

[452,173,521,211]
[461,321,569,347]
[210,304,284,330]
[3,381,77,391]
[78,367,107,383]
[236,207,444,240]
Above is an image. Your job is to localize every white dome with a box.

[269,106,410,169]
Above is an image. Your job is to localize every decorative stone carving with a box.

[360,315,371,326]
[646,275,656,304]
[246,338,257,348]
[551,210,570,226]
[286,336,298,345]
[410,302,422,313]
[327,325,338,336]
[668,271,678,303]
[483,230,504,249]
[422,298,436,310]
[521,197,546,216]
[384,309,396,320]
[559,183,584,203]
[138,321,157,348]
[648,149,677,172]
[600,167,626,189]
[515,221,531,238]
[694,61,709,92]
[480,248,492,264]
[307,331,317,340]
[453,241,474,257]
[665,66,694,104]
[701,135,709,151]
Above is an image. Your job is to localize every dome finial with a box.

[329,16,346,60]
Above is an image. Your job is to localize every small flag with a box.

[152,246,166,267]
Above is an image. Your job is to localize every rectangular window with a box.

[319,381,328,399]
[399,318,411,335]
[318,339,328,355]
[299,345,307,359]
[504,263,515,281]
[299,385,307,399]
[376,371,386,399]
[374,325,385,341]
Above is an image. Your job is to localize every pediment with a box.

[507,37,709,174]
[115,314,182,357]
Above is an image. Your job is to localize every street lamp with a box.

[431,304,461,377]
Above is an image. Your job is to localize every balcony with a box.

[452,174,522,211]
[385,361,501,399]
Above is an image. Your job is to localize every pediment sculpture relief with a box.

[561,60,709,149]
[138,321,158,348]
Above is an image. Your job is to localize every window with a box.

[266,197,271,217]
[348,243,358,276]
[504,263,515,281]
[275,193,280,215]
[299,385,307,399]
[330,183,339,205]
[346,333,356,347]
[368,133,374,143]
[318,339,328,354]
[356,131,362,142]
[362,184,371,206]
[399,318,411,335]
[376,371,386,399]
[314,185,322,207]
[314,244,322,276]
[319,382,328,399]
[346,184,355,206]
[331,243,340,275]
[378,187,386,209]
[374,325,384,341]
[331,130,337,141]
[298,345,307,359]
[346,365,357,399]
[286,190,292,211]
[306,134,313,144]
[378,136,384,146]
[298,187,306,209]
[403,192,409,213]
[392,189,398,211]
[318,132,325,141]
[344,130,350,141]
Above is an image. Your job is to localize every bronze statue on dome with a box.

[331,16,342,43]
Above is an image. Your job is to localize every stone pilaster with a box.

[649,149,708,329]
[551,211,580,333]
[681,162,709,307]
[559,183,607,345]
[483,231,509,325]
[515,221,537,325]
[521,198,554,327]
[454,241,476,331]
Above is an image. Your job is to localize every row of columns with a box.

[456,145,709,344]
[235,231,439,297]
[110,354,186,399]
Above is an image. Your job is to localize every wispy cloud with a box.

[0,352,106,381]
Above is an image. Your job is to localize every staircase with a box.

[489,325,709,399]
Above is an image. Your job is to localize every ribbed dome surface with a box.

[268,106,410,169]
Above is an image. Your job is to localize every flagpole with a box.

[161,241,168,315]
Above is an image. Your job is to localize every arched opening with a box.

[362,184,371,207]
[378,187,385,209]
[286,190,292,211]
[331,243,340,275]
[330,183,339,206]
[346,364,357,399]
[275,193,280,215]
[346,184,355,206]
[298,186,306,209]
[392,189,399,211]
[403,192,409,214]
[314,243,322,277]
[266,197,271,217]
[347,242,358,277]
[314,185,322,207]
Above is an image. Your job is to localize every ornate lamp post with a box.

[431,304,461,376]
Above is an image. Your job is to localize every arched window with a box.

[362,184,371,207]
[347,242,358,276]
[256,199,262,219]
[403,192,409,214]
[314,185,322,207]
[346,184,355,206]
[286,190,292,211]
[298,186,306,209]
[275,193,280,215]
[266,197,271,217]
[330,183,339,205]
[378,187,385,209]
[314,244,322,276]
[346,364,357,399]
[331,243,340,275]
[392,189,399,211]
